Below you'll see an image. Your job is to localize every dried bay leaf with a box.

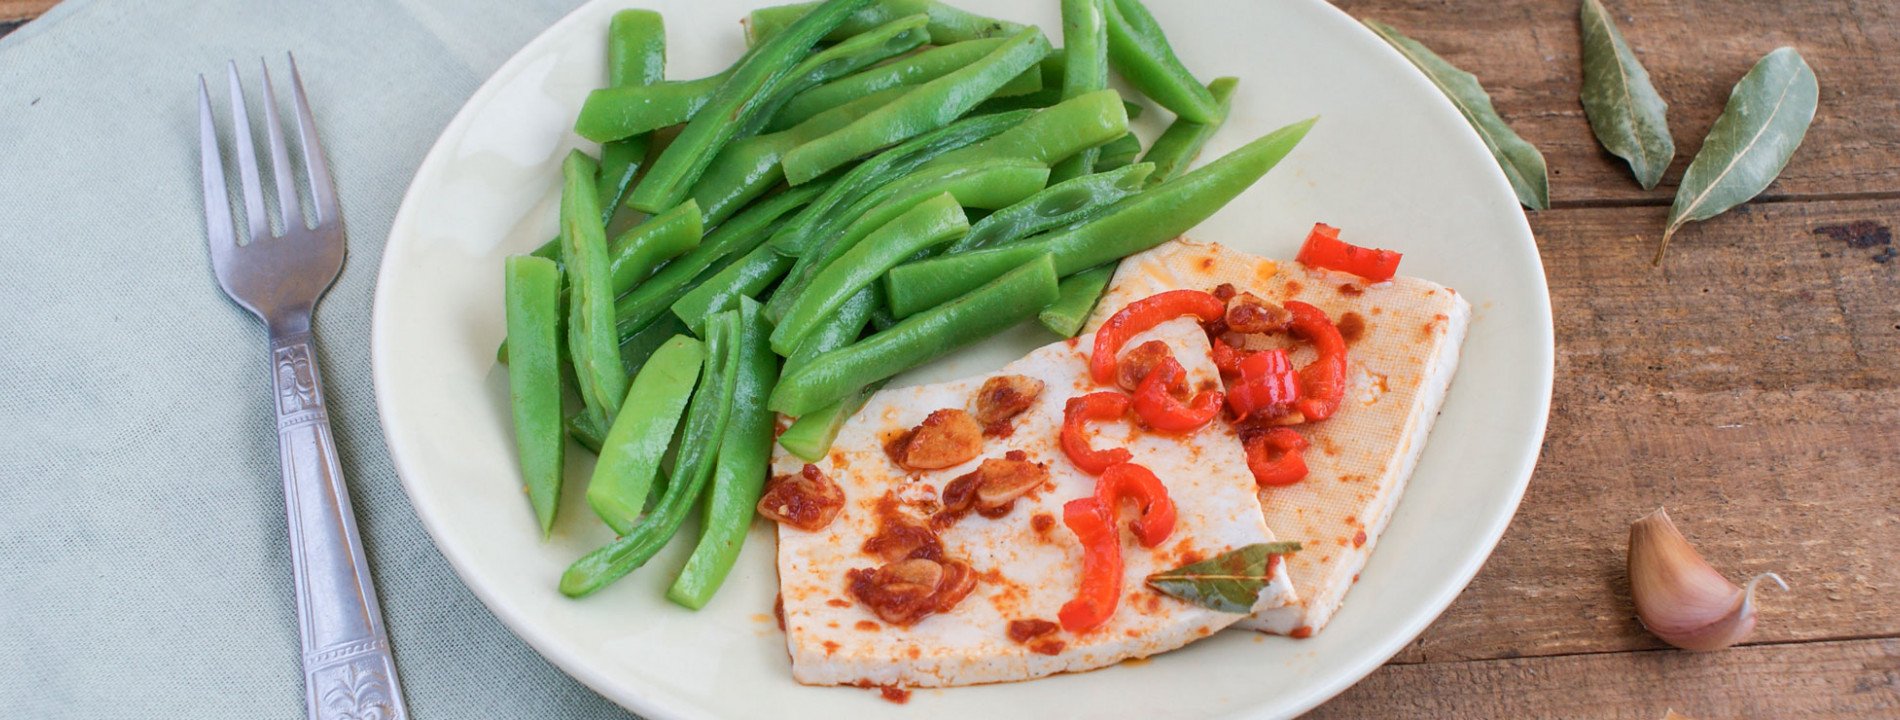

[1145,541,1301,613]
[1579,0,1674,190]
[1366,20,1550,210]
[1658,47,1817,263]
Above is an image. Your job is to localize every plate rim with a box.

[370,1,1555,717]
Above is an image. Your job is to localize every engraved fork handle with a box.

[270,328,409,720]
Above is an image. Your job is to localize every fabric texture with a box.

[0,1,635,717]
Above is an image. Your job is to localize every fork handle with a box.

[270,329,410,720]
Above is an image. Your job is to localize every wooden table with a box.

[9,1,1893,717]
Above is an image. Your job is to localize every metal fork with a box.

[198,55,409,720]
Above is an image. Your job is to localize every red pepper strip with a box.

[1245,427,1310,486]
[1295,223,1402,282]
[1132,356,1223,433]
[1226,348,1300,421]
[1090,290,1225,385]
[1057,497,1123,632]
[1061,392,1132,474]
[1285,301,1347,421]
[1096,462,1177,547]
[1210,337,1244,376]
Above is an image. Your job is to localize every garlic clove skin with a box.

[1628,507,1788,652]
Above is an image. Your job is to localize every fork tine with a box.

[198,76,238,267]
[225,62,269,242]
[259,58,301,231]
[286,53,338,226]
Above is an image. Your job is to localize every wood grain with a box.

[1333,0,1900,205]
[1311,638,1900,719]
[0,0,57,22]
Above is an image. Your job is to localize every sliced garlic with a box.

[1628,508,1787,651]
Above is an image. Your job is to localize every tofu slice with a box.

[772,318,1295,688]
[1087,239,1471,635]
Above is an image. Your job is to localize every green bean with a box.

[627,0,874,213]
[504,255,565,536]
[884,118,1315,314]
[767,110,1028,257]
[769,254,1059,416]
[765,160,1049,321]
[690,87,905,227]
[607,200,702,293]
[1105,0,1218,123]
[564,311,742,598]
[925,88,1127,170]
[619,313,690,379]
[574,73,731,145]
[1049,0,1110,183]
[1093,131,1142,171]
[585,335,704,535]
[608,9,666,87]
[770,38,1038,131]
[747,0,1023,46]
[668,298,779,608]
[783,285,879,379]
[776,378,888,461]
[1141,76,1237,185]
[781,27,1053,184]
[942,162,1152,256]
[671,242,797,335]
[559,151,630,428]
[567,411,608,455]
[1037,261,1116,337]
[595,138,651,226]
[614,182,826,343]
[771,193,967,355]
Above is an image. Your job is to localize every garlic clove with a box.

[1628,507,1788,652]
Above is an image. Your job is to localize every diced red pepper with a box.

[1210,337,1244,376]
[1285,301,1348,421]
[1295,223,1402,282]
[1132,355,1223,433]
[1245,427,1310,486]
[1225,348,1301,421]
[1057,497,1123,632]
[1090,290,1225,385]
[1096,463,1177,547]
[1061,392,1132,475]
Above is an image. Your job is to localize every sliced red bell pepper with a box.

[1132,355,1223,433]
[1295,223,1402,282]
[1090,290,1225,385]
[1057,497,1123,632]
[1245,427,1310,486]
[1285,300,1347,421]
[1210,337,1244,376]
[1061,392,1132,474]
[1096,462,1177,547]
[1226,348,1300,421]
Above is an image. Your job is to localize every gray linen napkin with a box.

[0,1,635,717]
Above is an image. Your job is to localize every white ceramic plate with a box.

[372,1,1553,717]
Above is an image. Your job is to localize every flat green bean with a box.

[619,313,690,379]
[668,298,779,608]
[1093,131,1141,170]
[608,9,667,88]
[1104,0,1218,123]
[783,285,879,379]
[1037,261,1116,337]
[1141,76,1238,185]
[607,200,702,293]
[776,378,888,461]
[884,118,1315,314]
[771,193,967,356]
[585,335,704,535]
[781,27,1053,184]
[770,38,1038,131]
[564,311,742,598]
[769,254,1059,416]
[690,87,905,227]
[559,151,629,428]
[1049,0,1110,183]
[575,73,730,145]
[747,0,1023,46]
[504,255,565,536]
[766,110,1028,257]
[670,242,797,335]
[627,0,873,213]
[925,88,1127,170]
[942,161,1152,255]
